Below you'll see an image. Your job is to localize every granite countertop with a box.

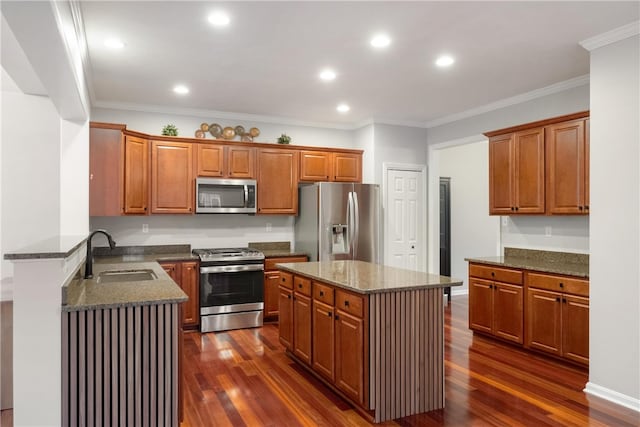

[465,247,589,278]
[94,252,199,264]
[259,249,309,258]
[276,260,462,294]
[63,261,187,312]
[4,236,87,260]
[248,241,308,259]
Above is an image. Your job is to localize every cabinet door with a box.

[333,152,361,182]
[526,288,562,356]
[264,271,281,318]
[300,151,331,182]
[151,141,194,214]
[493,282,523,344]
[124,135,149,214]
[562,295,589,365]
[257,149,299,214]
[278,286,294,350]
[228,146,255,178]
[312,300,335,381]
[489,134,514,215]
[90,125,123,216]
[293,293,312,364]
[196,144,224,177]
[160,262,180,282]
[180,261,200,329]
[546,119,586,214]
[469,278,493,334]
[335,310,364,404]
[513,128,545,213]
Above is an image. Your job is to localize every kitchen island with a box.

[276,260,462,423]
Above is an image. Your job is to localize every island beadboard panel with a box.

[61,304,180,426]
[368,288,444,422]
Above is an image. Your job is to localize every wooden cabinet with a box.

[278,271,294,350]
[196,144,255,178]
[299,150,363,182]
[263,256,308,321]
[545,119,589,214]
[257,148,299,214]
[89,123,125,216]
[526,272,589,365]
[312,300,335,381]
[335,307,365,404]
[124,135,149,214]
[293,292,312,364]
[160,260,200,329]
[486,111,589,216]
[468,264,524,344]
[151,141,194,214]
[489,128,545,215]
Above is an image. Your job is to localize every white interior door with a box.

[385,168,425,271]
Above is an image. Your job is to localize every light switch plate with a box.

[501,217,508,227]
[545,226,552,237]
[142,224,149,233]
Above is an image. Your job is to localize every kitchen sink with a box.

[97,269,157,283]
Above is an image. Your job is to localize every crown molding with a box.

[424,74,590,129]
[68,0,97,107]
[580,20,640,51]
[92,100,363,131]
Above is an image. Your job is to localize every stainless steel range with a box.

[193,247,265,332]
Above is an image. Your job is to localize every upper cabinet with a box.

[123,135,149,215]
[489,128,545,215]
[257,148,299,214]
[545,119,589,214]
[485,111,589,216]
[151,140,194,214]
[196,144,255,179]
[299,150,362,183]
[89,123,125,216]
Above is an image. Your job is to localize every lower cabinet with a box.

[264,255,308,321]
[160,260,200,329]
[280,273,367,408]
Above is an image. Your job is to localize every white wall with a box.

[501,216,589,253]
[586,33,639,409]
[438,141,500,291]
[92,107,355,149]
[91,214,294,249]
[60,119,90,235]
[352,124,375,184]
[373,123,428,186]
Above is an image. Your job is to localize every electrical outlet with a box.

[266,223,272,232]
[545,226,552,237]
[142,224,149,233]
[501,217,508,227]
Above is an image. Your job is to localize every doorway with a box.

[383,163,427,271]
[439,177,451,302]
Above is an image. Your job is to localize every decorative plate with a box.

[234,125,245,136]
[200,123,209,132]
[195,130,206,138]
[209,123,222,138]
[249,127,260,138]
[241,134,253,142]
[222,126,236,140]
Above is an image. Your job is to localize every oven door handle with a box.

[200,264,264,274]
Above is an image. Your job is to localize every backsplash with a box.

[504,247,589,266]
[500,215,589,254]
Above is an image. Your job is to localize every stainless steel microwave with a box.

[195,178,257,214]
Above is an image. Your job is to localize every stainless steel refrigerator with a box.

[295,182,380,263]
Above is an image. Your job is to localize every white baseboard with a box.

[584,382,640,412]
[452,289,469,297]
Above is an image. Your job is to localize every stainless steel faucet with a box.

[84,229,116,279]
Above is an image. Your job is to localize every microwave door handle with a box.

[244,185,249,208]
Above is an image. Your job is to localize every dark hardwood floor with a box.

[181,296,640,426]
[1,296,637,426]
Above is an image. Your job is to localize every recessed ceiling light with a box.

[173,85,189,95]
[319,69,337,81]
[435,55,455,67]
[370,34,391,48]
[104,38,125,49]
[208,11,230,26]
[337,104,350,113]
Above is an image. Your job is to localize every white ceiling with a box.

[81,1,639,128]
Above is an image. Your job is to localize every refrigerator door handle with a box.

[352,191,359,258]
[347,191,355,257]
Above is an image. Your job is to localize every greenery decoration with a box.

[277,133,291,144]
[162,124,178,136]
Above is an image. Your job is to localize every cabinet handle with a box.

[281,277,286,282]
[491,272,495,277]
[327,312,332,317]
[515,207,519,211]
[287,295,291,299]
[344,300,350,307]
[559,282,564,288]
[579,206,583,211]
[298,283,303,288]
[585,205,589,210]
[556,297,560,302]
[562,298,567,303]
[319,291,324,297]
[335,314,340,320]
[489,284,493,289]
[511,207,515,211]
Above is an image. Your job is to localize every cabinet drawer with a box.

[279,271,293,289]
[469,264,523,285]
[265,256,308,271]
[294,276,312,296]
[313,282,334,305]
[336,289,364,318]
[526,272,589,297]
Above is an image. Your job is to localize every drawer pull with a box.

[287,295,291,299]
[559,282,564,288]
[556,297,560,302]
[320,291,324,297]
[562,298,567,303]
[327,312,332,317]
[344,300,350,307]
[491,272,495,277]
[298,283,303,288]
[281,277,285,282]
[335,314,340,320]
